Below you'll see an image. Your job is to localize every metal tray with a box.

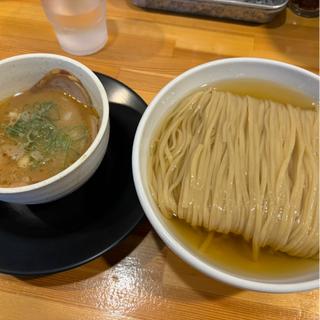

[132,0,288,23]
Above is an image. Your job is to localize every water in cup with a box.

[42,0,108,56]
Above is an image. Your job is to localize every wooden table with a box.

[0,1,319,319]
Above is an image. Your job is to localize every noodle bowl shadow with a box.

[0,54,109,204]
[132,58,319,293]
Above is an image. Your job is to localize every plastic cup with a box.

[41,0,108,56]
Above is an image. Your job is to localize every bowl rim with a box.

[132,57,319,293]
[0,53,109,194]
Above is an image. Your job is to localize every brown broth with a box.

[0,88,99,187]
[161,79,319,279]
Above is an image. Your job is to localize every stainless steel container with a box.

[132,0,288,23]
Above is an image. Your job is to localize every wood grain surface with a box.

[0,1,319,319]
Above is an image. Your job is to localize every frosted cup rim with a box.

[41,0,108,56]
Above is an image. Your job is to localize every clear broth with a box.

[163,79,319,279]
[211,78,317,110]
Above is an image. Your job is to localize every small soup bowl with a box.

[132,58,319,293]
[0,53,109,204]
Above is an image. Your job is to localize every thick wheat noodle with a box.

[149,88,319,259]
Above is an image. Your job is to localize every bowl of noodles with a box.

[132,58,319,292]
[0,54,109,204]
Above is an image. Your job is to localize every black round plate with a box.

[0,73,147,276]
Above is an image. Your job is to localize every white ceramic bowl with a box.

[132,58,319,293]
[0,53,109,204]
